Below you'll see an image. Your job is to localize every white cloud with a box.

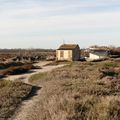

[0,0,120,48]
[0,11,120,35]
[0,0,120,18]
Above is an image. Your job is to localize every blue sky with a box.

[0,0,120,49]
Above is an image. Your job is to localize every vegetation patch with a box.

[0,64,40,77]
[103,62,118,68]
[29,72,47,82]
[0,80,32,119]
[99,62,120,78]
[108,100,120,120]
[0,62,24,70]
[27,61,120,120]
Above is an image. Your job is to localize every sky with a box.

[0,0,120,49]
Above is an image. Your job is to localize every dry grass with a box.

[26,61,120,120]
[29,72,47,82]
[0,80,32,120]
[0,62,25,70]
[0,64,40,78]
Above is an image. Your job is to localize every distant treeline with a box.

[0,49,55,54]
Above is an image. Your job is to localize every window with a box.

[60,51,64,58]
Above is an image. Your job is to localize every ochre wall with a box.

[56,50,72,61]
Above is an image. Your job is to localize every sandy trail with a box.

[7,61,65,120]
[5,61,61,84]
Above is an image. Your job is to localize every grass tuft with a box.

[29,72,47,82]
[0,80,32,119]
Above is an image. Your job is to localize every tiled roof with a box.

[58,44,79,50]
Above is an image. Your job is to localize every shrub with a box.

[18,61,120,120]
[108,100,120,120]
[0,64,39,76]
[104,62,118,68]
[0,80,32,119]
[99,68,119,78]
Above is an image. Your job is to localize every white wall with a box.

[89,52,108,60]
[89,53,100,60]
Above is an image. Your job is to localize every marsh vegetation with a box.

[27,60,120,120]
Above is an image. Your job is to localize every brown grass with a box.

[28,61,120,120]
[0,80,32,120]
[0,62,24,70]
[29,72,47,82]
[0,64,40,77]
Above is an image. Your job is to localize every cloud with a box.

[1,0,120,17]
[0,0,120,48]
[0,11,120,34]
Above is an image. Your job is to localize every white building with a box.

[89,49,109,60]
[56,44,80,61]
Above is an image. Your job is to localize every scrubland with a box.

[0,81,32,120]
[0,62,40,78]
[28,59,120,120]
[0,59,120,120]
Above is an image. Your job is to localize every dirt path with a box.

[5,61,63,84]
[8,61,66,120]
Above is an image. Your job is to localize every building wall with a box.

[56,50,73,61]
[89,53,108,60]
[89,53,100,60]
[72,47,80,61]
